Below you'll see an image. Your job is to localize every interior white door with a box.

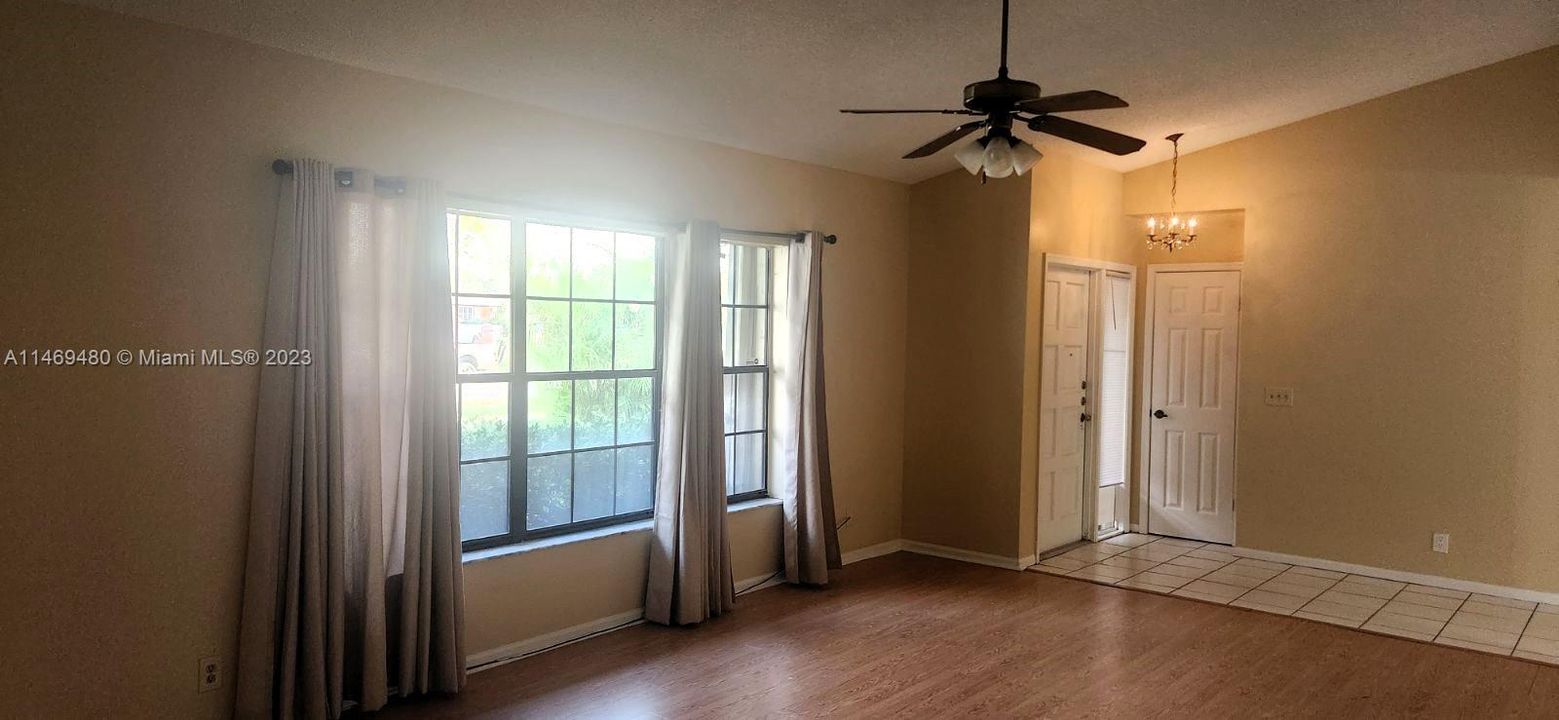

[1147,270,1240,543]
[1037,267,1090,554]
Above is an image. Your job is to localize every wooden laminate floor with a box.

[372,552,1559,719]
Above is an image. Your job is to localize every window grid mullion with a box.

[512,218,529,545]
[762,247,773,498]
[565,228,575,525]
[459,454,513,466]
[610,234,620,517]
[528,439,654,459]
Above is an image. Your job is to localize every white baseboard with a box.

[842,539,904,565]
[900,540,1030,571]
[1232,546,1559,607]
[467,568,785,672]
[467,608,645,672]
[736,571,785,595]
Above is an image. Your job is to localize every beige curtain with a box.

[778,232,840,585]
[237,160,465,719]
[645,219,734,625]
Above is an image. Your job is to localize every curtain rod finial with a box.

[271,159,294,175]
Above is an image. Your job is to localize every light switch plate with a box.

[1264,386,1294,407]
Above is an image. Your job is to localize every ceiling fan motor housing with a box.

[963,76,1041,114]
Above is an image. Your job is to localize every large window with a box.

[452,209,661,549]
[720,240,773,502]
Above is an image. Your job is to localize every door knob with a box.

[1080,412,1093,423]
[1153,409,1169,419]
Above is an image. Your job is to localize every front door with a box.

[1037,267,1090,554]
[1147,270,1240,543]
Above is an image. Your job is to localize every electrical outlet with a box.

[198,656,222,693]
[1432,533,1451,554]
[1264,386,1294,407]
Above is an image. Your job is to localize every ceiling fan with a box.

[841,0,1146,179]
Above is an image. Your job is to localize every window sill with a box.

[461,496,781,565]
[729,496,782,514]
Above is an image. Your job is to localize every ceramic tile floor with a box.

[1033,533,1559,665]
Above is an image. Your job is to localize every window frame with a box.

[720,238,776,504]
[454,205,668,552]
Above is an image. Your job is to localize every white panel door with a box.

[1037,267,1090,554]
[1147,270,1240,543]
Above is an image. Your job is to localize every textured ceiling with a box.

[69,0,1558,183]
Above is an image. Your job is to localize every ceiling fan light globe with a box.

[954,139,986,175]
[1011,139,1042,175]
[982,138,1015,177]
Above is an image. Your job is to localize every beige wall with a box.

[902,153,1136,559]
[0,2,908,718]
[901,170,1032,556]
[463,502,783,656]
[1122,45,1559,591]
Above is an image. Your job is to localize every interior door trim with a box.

[1135,262,1243,543]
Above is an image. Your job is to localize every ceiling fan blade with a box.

[1027,115,1145,155]
[904,120,986,159]
[841,109,979,115]
[1017,90,1129,115]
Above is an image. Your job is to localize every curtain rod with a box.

[724,227,837,245]
[272,160,837,245]
[271,159,406,191]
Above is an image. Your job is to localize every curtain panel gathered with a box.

[645,220,735,625]
[645,223,839,620]
[779,232,841,585]
[237,159,465,719]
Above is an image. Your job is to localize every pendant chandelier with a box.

[1145,133,1197,252]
